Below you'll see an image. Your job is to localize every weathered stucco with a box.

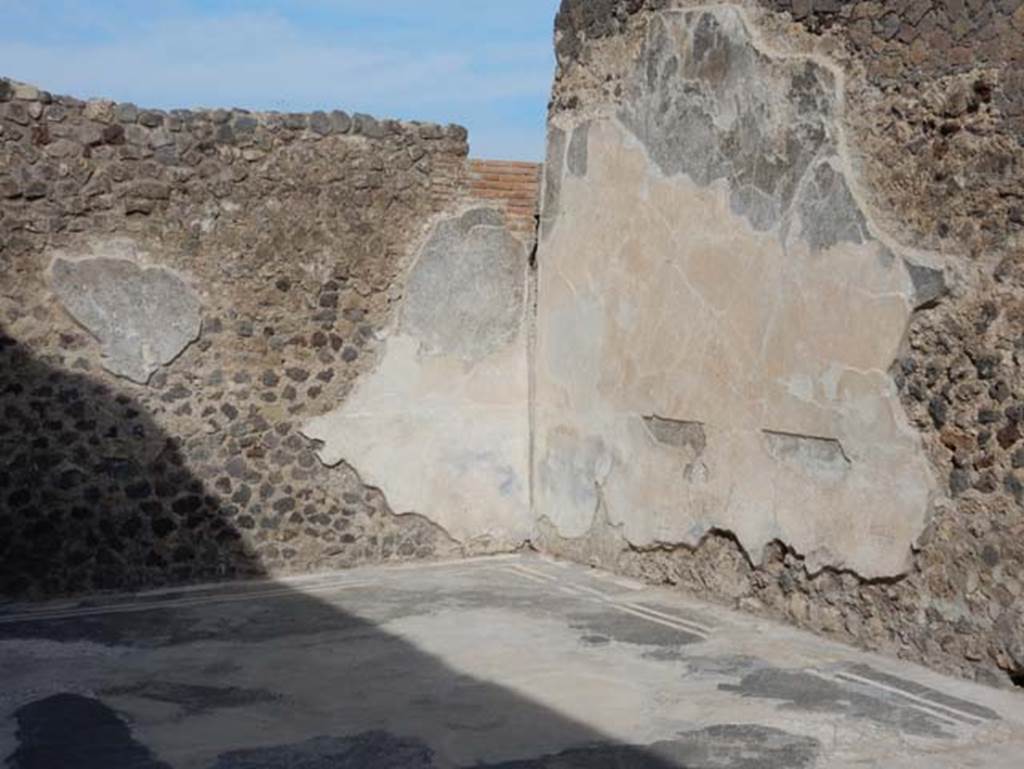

[534,8,938,578]
[545,0,1024,687]
[49,241,202,384]
[304,208,532,553]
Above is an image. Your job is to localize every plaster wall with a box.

[534,6,940,580]
[304,208,532,553]
[4,0,1023,690]
[542,0,1024,687]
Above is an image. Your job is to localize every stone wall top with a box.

[0,77,469,148]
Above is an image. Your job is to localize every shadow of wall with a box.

[0,319,462,600]
[0,329,268,597]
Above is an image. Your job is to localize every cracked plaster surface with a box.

[532,7,938,578]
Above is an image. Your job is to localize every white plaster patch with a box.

[303,210,532,552]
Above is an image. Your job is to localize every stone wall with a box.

[0,77,536,598]
[5,0,1023,692]
[539,0,1024,688]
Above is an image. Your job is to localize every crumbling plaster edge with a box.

[299,198,536,555]
[533,2,954,578]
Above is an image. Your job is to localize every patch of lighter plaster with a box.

[49,242,201,384]
[533,7,937,578]
[303,209,532,553]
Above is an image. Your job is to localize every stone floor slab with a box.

[0,554,1021,768]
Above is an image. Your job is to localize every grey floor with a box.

[1,554,1022,768]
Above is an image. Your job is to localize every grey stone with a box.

[124,124,150,146]
[1012,448,1024,468]
[49,251,202,384]
[905,260,947,308]
[353,113,386,138]
[876,12,902,39]
[309,111,331,135]
[115,102,139,123]
[214,123,235,145]
[149,127,174,149]
[44,104,67,122]
[138,110,164,128]
[127,180,171,200]
[418,122,443,140]
[401,208,526,361]
[329,110,352,134]
[3,102,30,125]
[445,124,468,143]
[167,111,189,129]
[23,180,47,200]
[233,115,258,134]
[11,83,41,101]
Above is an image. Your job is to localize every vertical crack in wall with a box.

[527,213,541,532]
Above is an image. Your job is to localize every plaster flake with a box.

[49,245,202,385]
[534,7,937,578]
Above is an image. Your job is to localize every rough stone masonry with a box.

[1,0,1023,693]
[0,77,538,598]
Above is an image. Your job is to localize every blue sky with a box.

[0,0,560,159]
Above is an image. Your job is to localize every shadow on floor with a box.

[0,329,819,768]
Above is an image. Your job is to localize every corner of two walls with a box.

[4,0,1023,690]
[0,75,541,599]
[536,0,1024,688]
